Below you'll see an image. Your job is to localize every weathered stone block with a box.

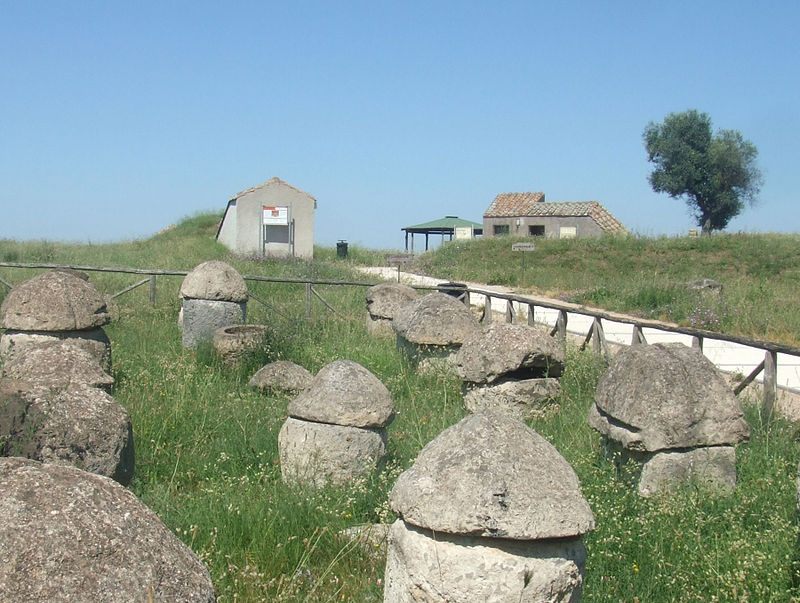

[463,378,562,420]
[181,298,246,348]
[384,520,586,603]
[278,417,386,489]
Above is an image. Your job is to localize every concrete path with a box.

[359,267,800,393]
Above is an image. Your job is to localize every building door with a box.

[262,206,294,256]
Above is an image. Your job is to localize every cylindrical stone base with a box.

[278,417,386,489]
[0,328,112,371]
[181,298,246,348]
[384,519,586,602]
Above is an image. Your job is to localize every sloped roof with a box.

[403,216,483,232]
[484,193,625,233]
[484,192,545,217]
[230,177,317,203]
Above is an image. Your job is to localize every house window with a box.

[529,225,545,237]
[493,224,510,236]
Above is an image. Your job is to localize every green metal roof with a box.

[402,216,483,232]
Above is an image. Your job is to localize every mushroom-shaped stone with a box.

[1,340,114,391]
[392,293,479,347]
[0,270,109,331]
[249,360,313,393]
[366,283,418,319]
[588,343,750,452]
[288,359,394,428]
[0,380,134,485]
[0,457,215,602]
[180,260,248,302]
[456,323,566,384]
[390,411,594,539]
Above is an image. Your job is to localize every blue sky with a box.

[2,1,798,249]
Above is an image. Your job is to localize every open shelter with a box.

[401,216,483,252]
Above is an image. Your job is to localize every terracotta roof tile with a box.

[484,192,545,217]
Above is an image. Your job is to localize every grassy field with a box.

[1,215,799,600]
[411,233,800,346]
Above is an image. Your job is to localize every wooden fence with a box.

[1,262,797,418]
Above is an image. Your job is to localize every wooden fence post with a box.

[692,335,704,351]
[149,275,156,305]
[482,295,493,323]
[505,300,515,323]
[527,303,536,327]
[631,324,647,345]
[763,350,777,422]
[550,309,567,342]
[305,282,312,319]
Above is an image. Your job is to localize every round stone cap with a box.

[288,359,395,428]
[589,343,750,451]
[390,411,595,539]
[455,323,566,384]
[392,293,480,346]
[366,283,419,319]
[179,260,248,302]
[248,360,314,393]
[0,271,109,331]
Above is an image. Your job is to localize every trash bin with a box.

[437,281,468,304]
[337,240,348,258]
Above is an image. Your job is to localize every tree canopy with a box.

[643,110,762,232]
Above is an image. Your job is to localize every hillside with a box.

[409,233,800,345]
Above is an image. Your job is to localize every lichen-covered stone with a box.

[366,283,418,320]
[392,293,479,347]
[456,323,565,384]
[0,270,109,331]
[0,380,134,485]
[180,260,248,302]
[0,328,112,369]
[0,457,215,602]
[463,378,562,421]
[181,299,246,348]
[384,520,586,603]
[390,411,594,539]
[248,360,313,393]
[288,359,394,428]
[278,417,386,488]
[588,343,750,452]
[1,340,114,391]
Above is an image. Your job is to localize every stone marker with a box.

[0,270,112,369]
[180,260,248,348]
[248,360,314,393]
[588,342,750,496]
[456,323,565,420]
[392,292,480,374]
[0,457,215,602]
[0,379,135,485]
[365,282,418,336]
[385,411,594,602]
[279,359,394,488]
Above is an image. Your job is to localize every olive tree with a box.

[643,110,762,232]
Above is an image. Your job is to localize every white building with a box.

[216,177,316,259]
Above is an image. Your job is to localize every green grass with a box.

[1,214,799,600]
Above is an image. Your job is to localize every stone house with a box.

[216,177,316,259]
[483,192,625,239]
